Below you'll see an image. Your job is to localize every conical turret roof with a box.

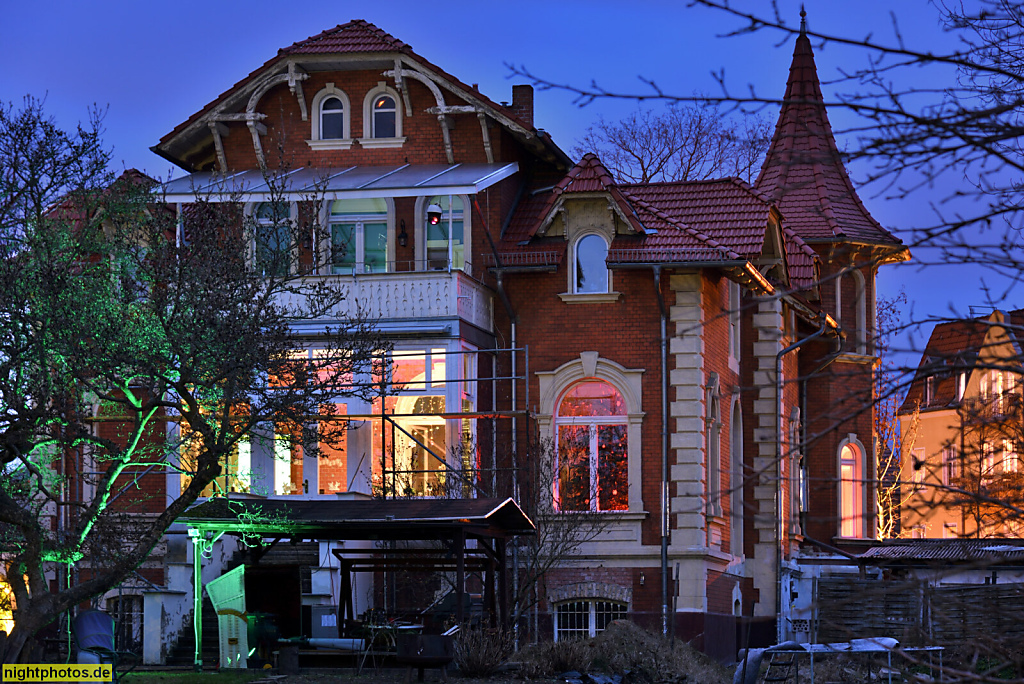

[756,20,903,247]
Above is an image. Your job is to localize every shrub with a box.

[453,627,515,677]
[516,638,593,678]
[590,620,728,684]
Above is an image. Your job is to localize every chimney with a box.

[511,84,534,128]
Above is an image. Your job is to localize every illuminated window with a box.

[943,522,959,539]
[0,574,13,635]
[574,234,609,294]
[253,202,291,277]
[555,381,628,512]
[1005,439,1019,473]
[839,440,864,538]
[554,599,626,641]
[179,424,252,497]
[372,348,457,497]
[361,84,403,143]
[328,198,389,274]
[422,195,465,271]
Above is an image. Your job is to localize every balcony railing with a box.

[278,263,493,331]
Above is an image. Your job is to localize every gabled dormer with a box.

[152,19,570,173]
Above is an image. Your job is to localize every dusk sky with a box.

[1,1,1008,358]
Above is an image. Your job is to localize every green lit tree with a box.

[0,97,385,663]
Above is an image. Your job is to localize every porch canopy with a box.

[178,496,534,629]
[160,162,519,203]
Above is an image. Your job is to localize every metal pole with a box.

[190,529,203,671]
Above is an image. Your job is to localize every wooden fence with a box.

[816,579,1024,648]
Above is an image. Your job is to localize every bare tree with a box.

[0,97,387,662]
[573,104,772,184]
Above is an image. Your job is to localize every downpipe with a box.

[774,312,831,644]
[653,267,670,638]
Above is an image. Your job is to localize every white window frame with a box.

[307,84,353,150]
[414,195,471,273]
[838,434,867,538]
[536,353,644,513]
[360,82,405,148]
[321,198,394,275]
[942,446,960,486]
[553,599,627,641]
[911,448,926,492]
[568,231,614,299]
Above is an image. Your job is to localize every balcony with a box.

[278,262,493,333]
[959,392,1023,425]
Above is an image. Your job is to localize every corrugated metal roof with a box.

[160,163,518,202]
[862,539,1024,563]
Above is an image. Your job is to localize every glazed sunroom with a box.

[161,164,521,501]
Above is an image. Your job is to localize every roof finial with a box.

[799,5,807,34]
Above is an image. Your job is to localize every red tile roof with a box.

[756,30,903,248]
[620,178,775,261]
[281,19,410,55]
[899,311,1021,413]
[498,158,823,287]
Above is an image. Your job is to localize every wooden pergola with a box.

[178,496,534,668]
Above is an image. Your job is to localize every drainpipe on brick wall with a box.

[775,313,831,643]
[653,267,670,638]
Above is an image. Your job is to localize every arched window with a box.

[574,234,609,294]
[555,599,627,641]
[706,376,722,517]
[253,201,291,277]
[372,94,396,138]
[555,380,628,512]
[321,97,345,139]
[421,195,466,271]
[327,198,390,274]
[361,84,403,145]
[837,269,867,354]
[730,399,744,556]
[839,438,865,538]
[308,85,352,149]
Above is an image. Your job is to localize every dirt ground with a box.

[121,667,555,683]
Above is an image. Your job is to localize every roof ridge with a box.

[282,18,410,54]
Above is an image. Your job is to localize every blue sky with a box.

[1,0,1010,355]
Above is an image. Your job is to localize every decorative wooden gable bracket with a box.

[206,63,310,170]
[386,63,500,164]
[207,113,267,173]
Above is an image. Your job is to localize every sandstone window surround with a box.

[536,352,644,514]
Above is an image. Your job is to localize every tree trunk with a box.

[2,611,48,665]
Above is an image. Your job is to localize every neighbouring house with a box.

[898,309,1024,539]
[9,15,911,664]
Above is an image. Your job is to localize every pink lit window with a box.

[839,443,862,538]
[555,381,627,512]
